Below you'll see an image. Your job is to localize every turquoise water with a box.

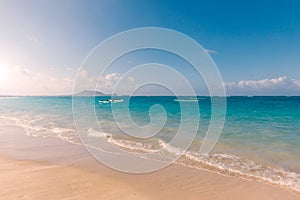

[0,96,299,191]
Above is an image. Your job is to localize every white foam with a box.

[0,97,20,99]
[179,152,300,192]
[87,128,157,153]
[158,139,185,155]
[1,115,299,192]
[87,128,112,139]
[0,115,79,144]
[109,139,157,153]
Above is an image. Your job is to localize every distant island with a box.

[0,90,117,97]
[73,90,116,96]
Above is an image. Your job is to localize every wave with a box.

[0,115,80,145]
[87,128,158,153]
[87,128,112,139]
[85,129,300,192]
[1,116,299,192]
[179,153,300,192]
[0,96,20,99]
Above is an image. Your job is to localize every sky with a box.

[0,0,300,95]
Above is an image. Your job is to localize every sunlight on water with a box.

[0,96,299,191]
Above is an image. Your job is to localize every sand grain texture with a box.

[0,121,299,200]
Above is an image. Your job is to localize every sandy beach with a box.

[2,0,300,199]
[0,120,299,200]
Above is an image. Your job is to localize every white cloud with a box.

[76,71,135,94]
[128,76,135,82]
[97,73,121,93]
[14,65,31,76]
[75,69,97,92]
[224,76,300,95]
[227,76,288,89]
[292,79,300,88]
[0,65,75,95]
[204,49,217,54]
[78,69,90,79]
[105,73,120,81]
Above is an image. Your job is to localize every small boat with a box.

[174,99,199,102]
[99,99,111,103]
[99,99,123,104]
[111,99,123,103]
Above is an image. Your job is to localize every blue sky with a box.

[0,0,300,95]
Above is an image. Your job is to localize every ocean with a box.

[0,96,299,191]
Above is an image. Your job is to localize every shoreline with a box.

[0,121,299,199]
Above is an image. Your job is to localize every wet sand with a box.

[0,120,299,200]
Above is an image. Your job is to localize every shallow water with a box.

[0,96,299,191]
